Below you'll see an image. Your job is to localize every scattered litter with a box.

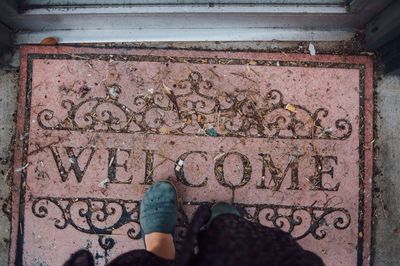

[285,104,297,113]
[108,157,114,167]
[230,72,257,83]
[196,114,203,124]
[288,155,297,164]
[197,128,206,135]
[86,62,93,69]
[106,84,121,100]
[15,163,29,172]
[276,61,280,66]
[98,178,110,189]
[148,88,154,94]
[205,124,218,137]
[208,67,221,80]
[157,109,165,117]
[308,43,316,56]
[318,127,333,138]
[162,83,181,119]
[68,157,76,164]
[159,127,171,134]
[214,153,226,161]
[162,83,172,95]
[175,159,184,171]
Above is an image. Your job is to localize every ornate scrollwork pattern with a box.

[32,197,350,253]
[37,72,352,140]
[31,197,141,241]
[236,203,351,240]
[181,202,350,241]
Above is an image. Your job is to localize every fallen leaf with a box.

[197,114,202,123]
[285,104,297,113]
[40,37,59,45]
[159,127,171,134]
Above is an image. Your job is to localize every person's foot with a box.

[207,202,240,226]
[140,181,177,259]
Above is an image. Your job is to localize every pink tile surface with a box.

[11,46,373,266]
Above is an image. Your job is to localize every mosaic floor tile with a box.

[10,46,373,265]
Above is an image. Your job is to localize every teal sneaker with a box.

[140,181,178,238]
[207,202,240,226]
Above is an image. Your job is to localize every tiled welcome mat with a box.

[10,46,373,265]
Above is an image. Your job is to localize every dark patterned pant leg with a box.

[65,213,324,266]
[63,250,95,266]
[65,249,173,266]
[107,250,174,266]
[193,214,325,266]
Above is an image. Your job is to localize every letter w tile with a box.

[49,146,95,183]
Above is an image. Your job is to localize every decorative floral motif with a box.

[32,197,141,239]
[31,196,141,262]
[236,203,351,240]
[176,202,350,241]
[31,197,351,256]
[37,72,352,140]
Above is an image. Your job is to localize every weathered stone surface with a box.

[0,68,18,266]
[10,46,373,265]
